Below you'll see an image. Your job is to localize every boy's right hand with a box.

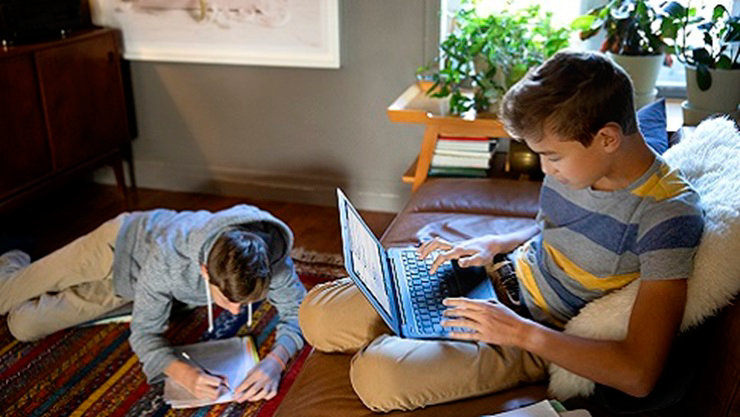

[167,360,227,401]
[417,235,504,274]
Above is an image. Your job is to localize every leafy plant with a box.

[417,4,571,115]
[573,0,680,56]
[668,2,740,90]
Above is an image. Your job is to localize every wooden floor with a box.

[0,181,396,260]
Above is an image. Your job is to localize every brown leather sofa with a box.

[275,178,739,417]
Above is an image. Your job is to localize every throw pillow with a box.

[638,98,669,154]
[548,117,740,400]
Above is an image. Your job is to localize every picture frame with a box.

[89,0,340,68]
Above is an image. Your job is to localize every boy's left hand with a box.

[441,297,530,346]
[234,356,282,403]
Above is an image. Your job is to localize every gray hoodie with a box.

[112,204,306,382]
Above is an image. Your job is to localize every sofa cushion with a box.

[398,178,541,218]
[638,98,669,154]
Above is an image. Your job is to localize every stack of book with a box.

[428,136,497,178]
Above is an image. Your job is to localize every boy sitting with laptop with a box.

[299,51,703,412]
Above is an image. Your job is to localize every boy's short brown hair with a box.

[500,51,638,147]
[206,229,270,304]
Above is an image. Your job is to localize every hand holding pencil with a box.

[178,351,231,400]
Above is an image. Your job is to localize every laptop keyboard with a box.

[401,250,462,334]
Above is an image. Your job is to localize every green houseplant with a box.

[573,0,680,108]
[418,4,571,116]
[669,3,739,124]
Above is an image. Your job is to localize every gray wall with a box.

[98,0,438,212]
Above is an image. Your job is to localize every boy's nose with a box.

[540,156,553,176]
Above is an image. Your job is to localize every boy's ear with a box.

[200,264,209,281]
[595,122,622,153]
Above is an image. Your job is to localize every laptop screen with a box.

[340,194,392,318]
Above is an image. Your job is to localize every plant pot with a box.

[607,52,663,107]
[634,88,659,110]
[684,65,740,115]
[680,100,717,126]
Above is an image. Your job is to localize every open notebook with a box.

[164,336,259,408]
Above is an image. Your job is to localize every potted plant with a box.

[573,0,680,108]
[670,3,740,125]
[417,4,571,116]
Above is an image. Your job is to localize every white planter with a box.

[684,65,740,114]
[607,52,664,95]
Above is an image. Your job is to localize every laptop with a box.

[337,188,496,339]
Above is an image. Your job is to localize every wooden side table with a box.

[387,83,510,192]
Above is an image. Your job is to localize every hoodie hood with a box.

[193,204,293,268]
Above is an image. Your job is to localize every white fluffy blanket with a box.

[547,117,740,400]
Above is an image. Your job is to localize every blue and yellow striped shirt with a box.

[513,156,704,327]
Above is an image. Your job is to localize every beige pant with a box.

[0,214,129,341]
[299,277,548,412]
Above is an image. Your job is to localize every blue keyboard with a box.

[401,250,456,334]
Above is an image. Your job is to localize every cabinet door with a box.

[0,55,53,200]
[36,32,129,171]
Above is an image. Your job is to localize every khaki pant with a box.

[0,214,129,341]
[299,277,548,412]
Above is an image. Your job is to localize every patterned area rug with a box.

[0,249,345,417]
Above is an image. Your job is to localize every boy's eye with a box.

[547,157,561,162]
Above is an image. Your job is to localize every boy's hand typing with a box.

[417,235,508,274]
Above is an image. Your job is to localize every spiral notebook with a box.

[164,336,259,408]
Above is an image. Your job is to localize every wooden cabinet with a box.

[0,28,133,209]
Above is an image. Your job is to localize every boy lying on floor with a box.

[0,204,305,402]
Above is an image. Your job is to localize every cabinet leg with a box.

[111,156,128,208]
[122,142,137,192]
[121,143,138,206]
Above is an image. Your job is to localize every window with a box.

[438,0,739,98]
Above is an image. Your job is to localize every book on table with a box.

[431,153,491,169]
[428,166,489,178]
[163,336,259,408]
[434,149,494,158]
[436,136,498,152]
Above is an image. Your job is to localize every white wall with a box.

[97,0,437,212]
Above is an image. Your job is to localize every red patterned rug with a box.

[0,249,345,417]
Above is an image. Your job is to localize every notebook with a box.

[482,399,592,416]
[337,188,496,339]
[163,336,259,408]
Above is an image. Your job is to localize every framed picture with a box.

[89,0,340,68]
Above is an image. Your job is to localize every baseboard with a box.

[93,160,409,212]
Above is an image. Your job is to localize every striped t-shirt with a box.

[512,155,704,328]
